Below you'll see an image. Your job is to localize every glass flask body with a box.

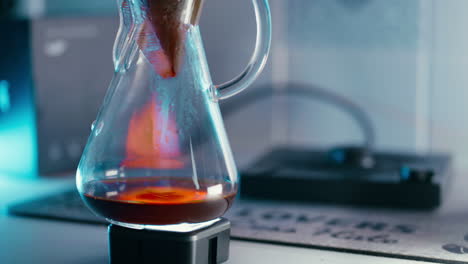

[76,0,271,231]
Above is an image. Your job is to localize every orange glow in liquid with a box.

[83,178,235,225]
[121,95,183,169]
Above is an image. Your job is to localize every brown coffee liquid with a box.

[82,177,235,225]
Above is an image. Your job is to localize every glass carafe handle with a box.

[214,0,272,101]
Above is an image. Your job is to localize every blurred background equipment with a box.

[222,83,449,209]
[0,12,116,177]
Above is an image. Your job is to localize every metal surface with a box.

[0,216,429,264]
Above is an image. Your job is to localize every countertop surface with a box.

[0,174,457,264]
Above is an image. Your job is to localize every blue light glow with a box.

[0,80,10,113]
[400,166,411,181]
[330,149,346,164]
[0,20,38,179]
[0,80,38,178]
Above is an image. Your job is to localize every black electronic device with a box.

[240,147,451,209]
[0,15,117,176]
[109,220,231,264]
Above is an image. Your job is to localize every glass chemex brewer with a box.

[76,0,271,263]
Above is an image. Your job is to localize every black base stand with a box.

[108,218,231,264]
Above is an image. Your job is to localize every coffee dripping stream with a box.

[136,0,204,78]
